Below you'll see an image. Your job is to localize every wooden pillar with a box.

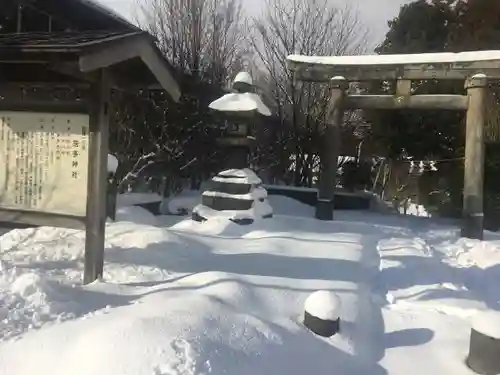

[84,69,110,284]
[461,74,487,240]
[16,1,22,33]
[316,76,348,220]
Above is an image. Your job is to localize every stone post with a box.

[461,74,487,240]
[316,76,348,220]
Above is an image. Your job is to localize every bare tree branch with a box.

[138,0,249,85]
[250,0,369,185]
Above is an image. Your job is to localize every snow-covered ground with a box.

[1,195,499,375]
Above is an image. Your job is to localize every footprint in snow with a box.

[153,339,211,375]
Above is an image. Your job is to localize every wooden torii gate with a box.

[287,51,500,240]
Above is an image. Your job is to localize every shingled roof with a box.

[0,30,137,48]
[0,30,181,101]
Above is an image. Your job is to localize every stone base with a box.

[192,169,273,225]
[303,311,340,337]
[210,180,252,195]
[467,328,500,375]
[315,199,333,221]
[202,195,253,211]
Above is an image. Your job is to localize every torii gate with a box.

[287,51,500,240]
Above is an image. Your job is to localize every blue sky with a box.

[100,0,412,46]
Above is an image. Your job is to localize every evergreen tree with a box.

[369,0,500,223]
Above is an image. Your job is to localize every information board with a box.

[0,111,90,217]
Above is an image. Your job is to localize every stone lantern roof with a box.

[208,72,271,116]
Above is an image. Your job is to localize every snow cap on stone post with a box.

[330,76,349,90]
[303,290,341,337]
[107,154,119,175]
[466,73,488,89]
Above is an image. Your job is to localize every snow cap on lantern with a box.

[303,290,341,337]
[234,71,253,86]
[208,71,271,117]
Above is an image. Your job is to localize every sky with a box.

[100,0,413,48]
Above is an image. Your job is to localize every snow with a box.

[202,186,267,200]
[399,200,432,217]
[3,193,500,375]
[213,168,263,184]
[209,92,272,116]
[192,198,273,222]
[304,290,342,320]
[114,206,158,226]
[162,190,201,215]
[219,169,260,179]
[472,310,500,339]
[117,192,162,207]
[233,71,253,85]
[108,154,119,174]
[287,50,500,66]
[164,191,304,218]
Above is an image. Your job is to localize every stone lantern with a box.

[191,72,274,225]
[209,72,271,169]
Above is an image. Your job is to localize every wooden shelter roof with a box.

[0,30,181,101]
[0,30,131,47]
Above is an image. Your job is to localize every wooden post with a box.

[316,76,348,220]
[84,69,110,284]
[461,74,487,240]
[16,1,22,33]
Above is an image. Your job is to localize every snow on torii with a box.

[287,50,500,81]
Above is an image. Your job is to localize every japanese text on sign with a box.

[0,111,89,217]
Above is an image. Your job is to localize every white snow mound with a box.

[0,290,363,375]
[115,206,158,226]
